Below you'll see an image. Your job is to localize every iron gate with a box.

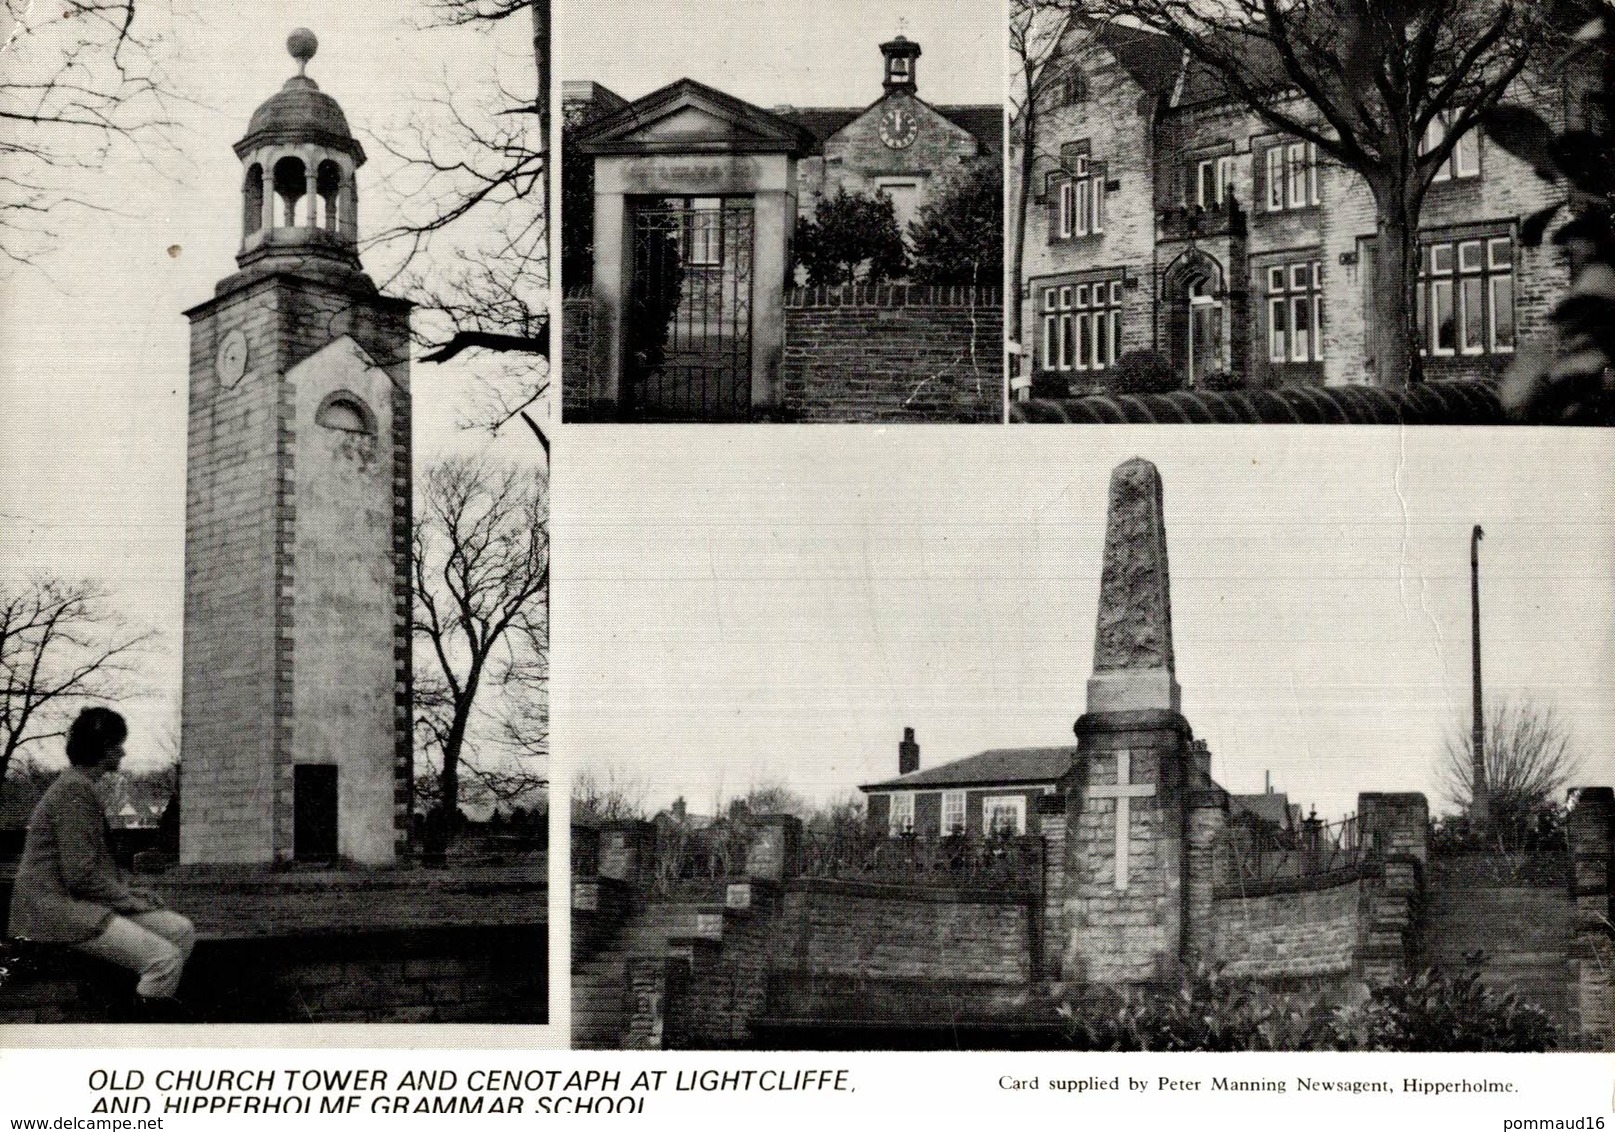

[625,196,753,421]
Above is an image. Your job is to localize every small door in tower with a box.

[293,764,339,862]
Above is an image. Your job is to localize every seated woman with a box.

[7,707,195,1021]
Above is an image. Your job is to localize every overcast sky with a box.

[0,2,539,773]
[555,426,1615,822]
[560,0,1003,108]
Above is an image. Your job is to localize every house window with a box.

[983,796,1026,837]
[1041,277,1121,373]
[1195,154,1236,208]
[1052,154,1103,239]
[1422,112,1481,182]
[1265,141,1319,211]
[1418,235,1513,356]
[685,198,723,265]
[888,791,914,836]
[1266,259,1323,363]
[1062,68,1087,105]
[941,791,966,836]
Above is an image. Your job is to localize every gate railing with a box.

[790,829,1044,892]
[1224,812,1366,891]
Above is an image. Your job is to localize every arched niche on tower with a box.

[273,155,308,227]
[243,164,264,237]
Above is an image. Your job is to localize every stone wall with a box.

[1,926,545,1025]
[781,285,1001,422]
[1422,854,1574,1035]
[773,882,1032,984]
[0,865,545,1024]
[1208,877,1362,982]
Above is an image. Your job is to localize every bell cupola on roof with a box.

[880,35,920,93]
[233,29,367,273]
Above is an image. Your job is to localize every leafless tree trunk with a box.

[412,457,548,833]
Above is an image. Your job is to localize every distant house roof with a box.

[862,746,1077,792]
[778,102,1004,158]
[1230,792,1295,830]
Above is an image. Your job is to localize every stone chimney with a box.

[899,727,920,775]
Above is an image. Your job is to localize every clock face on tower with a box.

[215,328,248,388]
[878,104,919,149]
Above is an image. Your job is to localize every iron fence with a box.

[1226,812,1366,889]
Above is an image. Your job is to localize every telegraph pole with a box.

[1471,525,1489,825]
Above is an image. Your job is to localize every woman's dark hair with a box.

[65,707,128,767]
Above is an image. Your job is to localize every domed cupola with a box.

[234,29,367,273]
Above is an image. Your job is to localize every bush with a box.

[1058,962,1556,1052]
[794,188,906,286]
[1197,369,1245,392]
[1106,350,1181,396]
[1355,967,1556,1052]
[908,160,1003,288]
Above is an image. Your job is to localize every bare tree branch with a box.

[0,0,182,265]
[0,575,156,789]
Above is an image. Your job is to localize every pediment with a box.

[576,78,820,157]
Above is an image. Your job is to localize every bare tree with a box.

[0,576,154,789]
[1082,0,1568,387]
[369,0,550,437]
[571,766,650,824]
[0,0,179,265]
[413,457,548,833]
[1008,0,1080,392]
[1441,695,1584,848]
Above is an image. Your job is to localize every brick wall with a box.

[560,288,593,421]
[781,285,1001,422]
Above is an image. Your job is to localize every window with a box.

[1417,235,1513,356]
[941,791,966,836]
[685,198,723,265]
[1266,259,1323,363]
[1052,153,1103,239]
[983,796,1026,837]
[1196,154,1236,208]
[1265,141,1319,211]
[1422,111,1480,182]
[1040,277,1122,373]
[1062,68,1087,105]
[888,792,914,836]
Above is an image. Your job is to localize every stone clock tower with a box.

[181,30,412,867]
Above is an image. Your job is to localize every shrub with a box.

[794,188,906,286]
[1354,967,1556,1052]
[1058,961,1557,1052]
[1197,369,1244,392]
[1105,350,1181,396]
[908,160,1003,288]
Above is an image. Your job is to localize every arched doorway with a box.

[1162,250,1228,388]
[1187,274,1224,387]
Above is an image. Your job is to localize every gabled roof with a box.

[1230,792,1296,830]
[778,101,1003,158]
[575,77,821,157]
[1094,23,1182,97]
[861,746,1077,792]
[1174,27,1290,107]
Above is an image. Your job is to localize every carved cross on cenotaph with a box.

[1089,750,1155,889]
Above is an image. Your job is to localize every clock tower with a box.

[181,30,413,867]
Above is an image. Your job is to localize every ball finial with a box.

[287,28,318,74]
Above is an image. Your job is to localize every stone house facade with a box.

[1019,22,1590,394]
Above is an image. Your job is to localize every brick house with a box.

[860,730,1070,838]
[1017,22,1590,394]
